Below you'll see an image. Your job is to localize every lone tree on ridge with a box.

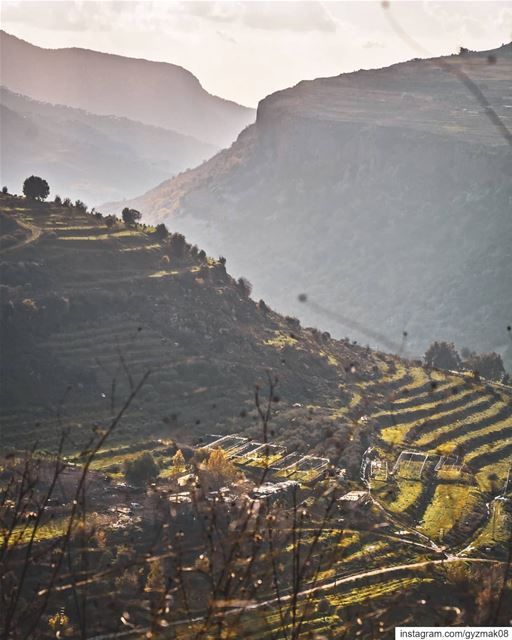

[23,176,50,201]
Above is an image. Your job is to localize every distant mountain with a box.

[108,44,512,369]
[0,30,255,148]
[0,87,218,206]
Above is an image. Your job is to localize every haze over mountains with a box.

[0,87,217,205]
[0,30,254,148]
[109,44,512,369]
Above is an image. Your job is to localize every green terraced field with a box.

[466,499,512,557]
[361,362,511,489]
[418,484,484,543]
[363,359,510,562]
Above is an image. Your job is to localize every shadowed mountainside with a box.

[0,87,218,205]
[106,44,512,369]
[0,30,255,148]
[0,193,378,461]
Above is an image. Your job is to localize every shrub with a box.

[23,176,49,200]
[199,449,238,491]
[198,249,207,262]
[258,299,268,313]
[212,262,227,282]
[218,256,226,265]
[237,277,252,298]
[123,452,159,487]
[145,560,165,593]
[54,195,62,205]
[2,186,8,194]
[62,198,72,208]
[171,449,186,471]
[310,328,321,342]
[154,223,169,240]
[170,233,187,258]
[105,215,116,229]
[285,316,300,329]
[75,200,87,213]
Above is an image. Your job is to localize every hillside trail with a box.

[0,218,42,254]
[241,555,502,613]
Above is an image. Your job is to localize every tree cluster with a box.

[424,341,506,381]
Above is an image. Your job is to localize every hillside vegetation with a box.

[108,44,512,368]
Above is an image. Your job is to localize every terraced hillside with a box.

[0,192,386,454]
[358,363,512,567]
[1,192,510,471]
[1,193,511,636]
[365,365,512,489]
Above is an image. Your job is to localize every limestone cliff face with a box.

[105,45,512,366]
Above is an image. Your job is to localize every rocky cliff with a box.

[104,45,512,367]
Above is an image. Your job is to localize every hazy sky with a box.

[1,1,511,106]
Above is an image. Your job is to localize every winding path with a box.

[0,219,42,254]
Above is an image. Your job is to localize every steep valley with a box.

[107,44,512,368]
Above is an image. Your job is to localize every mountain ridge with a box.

[0,30,255,147]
